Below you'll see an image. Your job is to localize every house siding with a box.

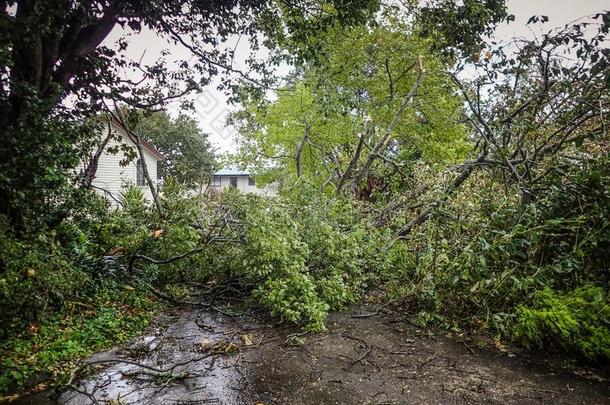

[90,122,159,204]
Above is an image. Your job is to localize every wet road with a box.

[54,306,610,404]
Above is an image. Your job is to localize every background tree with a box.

[230,14,469,199]
[128,110,217,188]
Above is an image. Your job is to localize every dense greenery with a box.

[2,0,610,397]
[230,15,470,194]
[0,192,157,393]
[229,6,610,361]
[0,181,400,392]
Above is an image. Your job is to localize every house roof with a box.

[138,137,165,161]
[215,168,250,176]
[104,115,165,160]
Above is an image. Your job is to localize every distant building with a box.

[210,168,277,197]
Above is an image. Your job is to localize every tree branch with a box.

[351,55,424,189]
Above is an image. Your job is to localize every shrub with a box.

[0,218,92,338]
[514,286,610,360]
[0,290,155,393]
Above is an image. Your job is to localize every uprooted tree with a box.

[231,11,610,238]
[6,1,610,396]
[227,10,610,358]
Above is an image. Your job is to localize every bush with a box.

[0,191,166,392]
[0,189,159,393]
[0,290,155,393]
[514,286,610,360]
[0,219,92,338]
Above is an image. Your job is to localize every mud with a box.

[31,305,610,404]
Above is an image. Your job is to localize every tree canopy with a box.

[230,14,470,199]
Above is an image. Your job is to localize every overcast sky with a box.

[107,0,609,154]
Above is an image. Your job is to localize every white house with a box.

[210,168,277,197]
[89,119,164,204]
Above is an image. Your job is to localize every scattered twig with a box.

[66,351,223,388]
[348,345,372,370]
[146,285,238,317]
[460,340,476,355]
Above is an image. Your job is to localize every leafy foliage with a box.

[515,286,610,360]
[384,134,610,357]
[229,9,610,361]
[3,1,610,396]
[231,16,469,196]
[0,0,379,231]
[0,294,155,393]
[416,0,513,59]
[0,190,157,393]
[123,184,399,331]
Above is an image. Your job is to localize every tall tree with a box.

[129,110,216,188]
[230,15,470,198]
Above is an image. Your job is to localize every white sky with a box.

[107,0,609,154]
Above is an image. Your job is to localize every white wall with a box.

[210,175,277,197]
[90,122,160,204]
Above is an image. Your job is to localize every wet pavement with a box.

[48,305,610,404]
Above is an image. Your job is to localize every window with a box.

[212,176,221,187]
[248,176,255,186]
[229,177,238,188]
[157,161,163,180]
[136,159,146,186]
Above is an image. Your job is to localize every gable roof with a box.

[137,137,165,161]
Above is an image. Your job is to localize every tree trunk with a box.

[351,56,424,189]
[336,127,368,194]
